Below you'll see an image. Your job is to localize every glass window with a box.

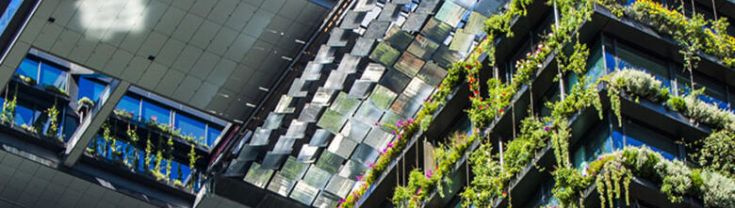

[695,75,728,109]
[206,126,222,147]
[17,57,38,80]
[39,62,67,89]
[142,100,170,125]
[62,114,77,141]
[586,41,606,84]
[14,104,35,127]
[78,77,106,102]
[175,113,206,141]
[624,120,677,160]
[0,0,23,33]
[115,96,140,119]
[615,45,670,88]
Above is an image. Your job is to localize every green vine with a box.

[45,104,59,140]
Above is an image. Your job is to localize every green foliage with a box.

[552,167,589,207]
[20,124,38,134]
[656,160,692,203]
[548,76,603,120]
[1,94,16,125]
[188,144,199,171]
[696,129,735,178]
[602,69,669,126]
[45,105,59,139]
[666,95,686,112]
[677,90,735,130]
[77,97,95,108]
[699,170,735,207]
[461,142,503,207]
[144,136,152,171]
[18,75,35,85]
[626,0,735,68]
[392,133,473,207]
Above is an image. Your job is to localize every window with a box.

[624,120,678,160]
[206,126,222,147]
[14,104,35,127]
[77,77,107,103]
[615,44,670,88]
[14,56,68,91]
[62,114,77,141]
[141,100,169,125]
[39,62,66,89]
[17,57,37,80]
[0,0,23,33]
[573,124,614,172]
[175,113,206,142]
[116,96,140,119]
[676,71,729,110]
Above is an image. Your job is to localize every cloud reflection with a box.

[77,0,146,40]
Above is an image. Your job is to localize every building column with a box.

[63,80,130,167]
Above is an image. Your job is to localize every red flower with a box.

[499,109,505,114]
[502,191,507,198]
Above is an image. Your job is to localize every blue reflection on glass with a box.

[175,113,206,142]
[142,100,170,125]
[14,104,34,126]
[0,0,23,33]
[17,57,37,80]
[40,62,66,89]
[78,77,106,102]
[116,96,140,120]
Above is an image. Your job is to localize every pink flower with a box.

[367,162,375,168]
[407,118,414,124]
[425,170,433,178]
[544,126,551,132]
[387,142,394,148]
[356,175,363,181]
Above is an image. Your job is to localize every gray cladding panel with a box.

[2,0,328,121]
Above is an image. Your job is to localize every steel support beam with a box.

[63,81,130,167]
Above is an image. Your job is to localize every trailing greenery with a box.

[695,129,735,178]
[45,105,60,139]
[599,0,735,68]
[554,146,735,208]
[77,97,95,108]
[1,94,16,125]
[392,133,475,207]
[601,69,669,126]
[602,70,735,131]
[18,75,35,85]
[354,0,735,207]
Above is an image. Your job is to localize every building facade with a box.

[2,0,735,208]
[0,0,330,207]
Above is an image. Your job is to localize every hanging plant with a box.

[165,135,174,179]
[20,124,38,134]
[18,75,36,85]
[113,109,134,120]
[45,105,60,140]
[44,85,68,96]
[694,129,735,178]
[1,94,17,125]
[126,126,140,170]
[144,134,153,172]
[601,69,669,126]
